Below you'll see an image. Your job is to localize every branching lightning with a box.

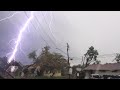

[0,12,20,22]
[48,11,57,43]
[0,11,61,72]
[8,11,34,63]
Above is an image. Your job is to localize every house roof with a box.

[9,61,23,68]
[0,66,14,79]
[84,63,120,71]
[0,57,22,78]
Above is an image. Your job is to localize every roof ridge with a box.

[84,63,120,71]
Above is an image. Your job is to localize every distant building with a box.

[84,63,120,79]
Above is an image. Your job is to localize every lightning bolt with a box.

[0,11,56,72]
[0,12,20,22]
[0,11,21,62]
[8,11,34,64]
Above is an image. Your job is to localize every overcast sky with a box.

[0,11,120,65]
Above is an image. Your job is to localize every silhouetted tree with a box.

[28,50,37,62]
[115,53,120,63]
[84,46,99,67]
[28,46,68,77]
[36,46,68,77]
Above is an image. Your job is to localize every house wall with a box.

[44,71,61,77]
[85,71,91,79]
[44,73,61,77]
[96,71,120,75]
[85,70,120,79]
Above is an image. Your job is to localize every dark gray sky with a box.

[0,11,120,66]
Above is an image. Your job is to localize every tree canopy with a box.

[115,53,120,63]
[28,46,68,76]
[83,46,99,67]
[28,50,37,62]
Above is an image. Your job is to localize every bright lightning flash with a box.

[11,66,16,72]
[8,11,34,64]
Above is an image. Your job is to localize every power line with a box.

[34,13,60,50]
[41,12,67,52]
[25,11,118,61]
[48,12,67,47]
[24,11,50,47]
[40,12,58,47]
[56,48,67,55]
[25,11,68,57]
[36,12,67,53]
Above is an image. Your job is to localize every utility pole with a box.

[67,43,71,79]
[67,43,70,65]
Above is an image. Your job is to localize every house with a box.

[0,56,14,79]
[7,61,23,72]
[0,56,23,78]
[22,64,62,77]
[6,61,23,77]
[0,66,14,79]
[84,63,120,79]
[43,70,62,77]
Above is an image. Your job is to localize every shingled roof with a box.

[84,63,120,71]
